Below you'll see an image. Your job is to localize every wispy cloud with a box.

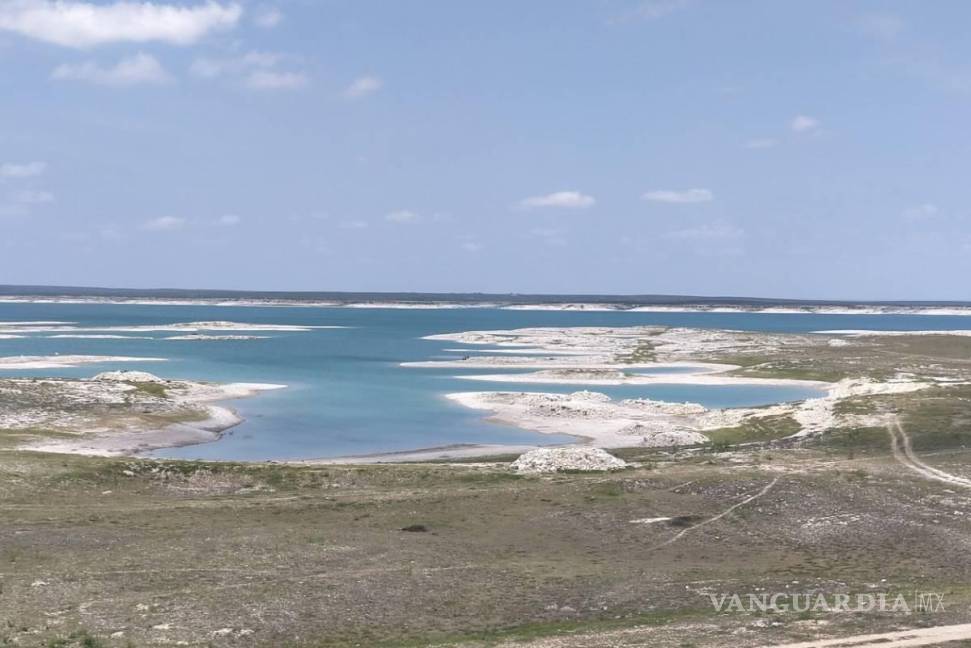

[339,219,368,230]
[610,0,691,24]
[902,203,939,222]
[52,53,170,86]
[790,114,819,133]
[142,215,185,231]
[14,189,54,204]
[385,209,419,224]
[343,76,382,99]
[642,188,713,204]
[192,50,309,90]
[218,214,241,226]
[664,221,743,241]
[244,69,307,90]
[528,226,568,247]
[0,161,46,178]
[519,191,595,210]
[859,12,905,41]
[191,51,281,78]
[0,0,241,48]
[858,12,971,94]
[253,6,282,29]
[663,220,745,256]
[460,240,483,253]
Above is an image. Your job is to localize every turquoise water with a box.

[1,302,969,460]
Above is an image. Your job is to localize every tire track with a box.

[888,418,971,488]
[649,477,780,550]
[754,622,971,648]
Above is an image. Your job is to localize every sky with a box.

[1,0,970,300]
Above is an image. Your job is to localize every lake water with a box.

[1,302,969,460]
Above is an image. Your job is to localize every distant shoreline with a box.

[1,285,971,310]
[4,294,971,316]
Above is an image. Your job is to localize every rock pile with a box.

[511,447,628,473]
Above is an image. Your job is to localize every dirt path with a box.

[887,419,971,488]
[650,476,780,549]
[753,622,971,648]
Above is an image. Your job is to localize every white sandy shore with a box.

[442,377,932,451]
[402,325,941,455]
[0,320,339,334]
[0,355,166,369]
[46,334,155,340]
[298,443,546,465]
[818,329,971,337]
[18,376,286,457]
[23,405,243,457]
[452,368,828,389]
[164,334,270,341]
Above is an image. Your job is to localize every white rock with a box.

[93,371,167,383]
[511,447,627,473]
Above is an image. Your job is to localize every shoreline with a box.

[5,295,971,316]
[5,323,965,465]
[14,378,287,458]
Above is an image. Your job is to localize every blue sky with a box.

[1,1,970,299]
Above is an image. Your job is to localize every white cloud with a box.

[253,6,282,28]
[460,240,483,253]
[14,189,54,204]
[339,219,368,230]
[143,215,185,231]
[244,69,307,90]
[745,138,777,150]
[52,53,170,85]
[0,0,242,48]
[385,209,419,224]
[642,188,713,204]
[219,213,241,226]
[519,191,595,209]
[791,114,819,133]
[343,76,382,99]
[1,161,46,178]
[902,203,939,221]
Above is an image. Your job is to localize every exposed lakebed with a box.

[1,302,969,459]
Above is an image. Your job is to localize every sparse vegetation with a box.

[4,332,971,646]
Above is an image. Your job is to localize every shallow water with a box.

[1,302,969,460]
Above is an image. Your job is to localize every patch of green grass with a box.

[125,380,168,398]
[615,341,656,364]
[704,415,800,446]
[587,481,624,498]
[454,471,523,484]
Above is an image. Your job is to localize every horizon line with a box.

[1,284,970,307]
